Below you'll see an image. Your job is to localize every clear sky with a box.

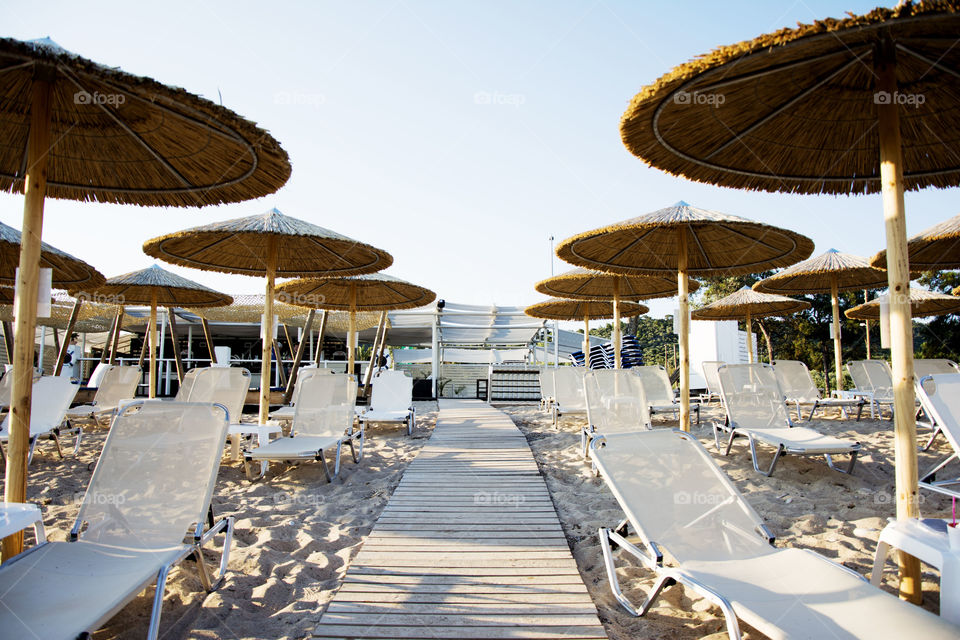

[1,1,954,323]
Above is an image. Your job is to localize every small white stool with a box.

[0,502,46,548]
[871,517,960,625]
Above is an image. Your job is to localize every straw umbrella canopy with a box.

[754,249,888,388]
[276,273,435,375]
[534,268,698,368]
[845,286,960,321]
[556,201,812,430]
[0,37,291,558]
[0,219,103,290]
[871,212,960,271]
[615,4,960,599]
[80,265,232,398]
[144,208,393,422]
[525,298,648,358]
[691,287,810,363]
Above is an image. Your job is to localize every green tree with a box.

[915,270,960,361]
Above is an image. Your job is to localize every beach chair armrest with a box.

[660,568,742,640]
[757,523,775,544]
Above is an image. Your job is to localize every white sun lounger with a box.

[846,359,896,419]
[66,364,141,424]
[0,401,234,640]
[914,360,960,447]
[359,370,414,435]
[632,365,699,424]
[714,363,860,476]
[591,429,959,639]
[582,369,651,459]
[0,376,79,464]
[552,367,588,428]
[916,373,960,500]
[773,359,865,421]
[269,367,335,421]
[244,374,362,481]
[538,367,555,412]
[699,360,724,403]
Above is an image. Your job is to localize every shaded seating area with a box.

[591,429,958,639]
[773,359,865,421]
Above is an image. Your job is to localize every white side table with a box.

[0,502,46,549]
[871,517,960,625]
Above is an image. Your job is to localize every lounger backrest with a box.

[76,401,229,548]
[94,365,141,408]
[1,376,78,435]
[592,430,774,564]
[717,363,790,429]
[554,367,587,410]
[539,368,555,400]
[175,368,203,401]
[917,374,960,453]
[584,370,651,433]
[291,367,335,406]
[189,367,251,423]
[847,360,893,397]
[294,374,357,438]
[914,359,960,379]
[772,360,821,402]
[0,369,12,407]
[370,370,412,412]
[701,361,724,395]
[631,365,675,406]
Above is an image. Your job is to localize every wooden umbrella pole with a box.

[348,283,357,377]
[314,310,328,364]
[363,311,387,394]
[109,307,124,365]
[677,228,690,432]
[259,238,277,424]
[282,323,294,357]
[148,293,158,398]
[612,278,622,369]
[100,313,116,364]
[167,307,184,383]
[831,274,843,391]
[4,71,54,561]
[583,315,590,360]
[864,290,872,360]
[284,309,314,402]
[201,317,216,364]
[52,327,60,358]
[745,311,753,364]
[53,298,83,376]
[877,43,921,603]
[137,330,148,368]
[272,341,288,389]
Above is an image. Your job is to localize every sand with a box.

[12,401,438,640]
[499,402,954,640]
[9,398,955,640]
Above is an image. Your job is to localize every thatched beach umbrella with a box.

[534,268,698,368]
[556,201,812,430]
[871,212,960,271]
[525,298,648,359]
[0,220,102,290]
[145,209,392,422]
[277,273,435,379]
[754,250,888,388]
[615,4,960,598]
[846,286,960,321]
[691,287,810,363]
[81,265,232,398]
[0,37,290,558]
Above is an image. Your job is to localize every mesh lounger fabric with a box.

[66,365,141,418]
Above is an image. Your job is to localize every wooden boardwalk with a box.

[313,399,607,640]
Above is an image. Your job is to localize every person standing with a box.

[65,333,82,382]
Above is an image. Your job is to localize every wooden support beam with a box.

[200,317,216,365]
[167,308,184,383]
[314,310,329,364]
[363,311,388,398]
[283,310,315,403]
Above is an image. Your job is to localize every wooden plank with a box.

[312,624,607,639]
[342,574,585,586]
[319,613,604,627]
[333,591,593,603]
[327,603,599,615]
